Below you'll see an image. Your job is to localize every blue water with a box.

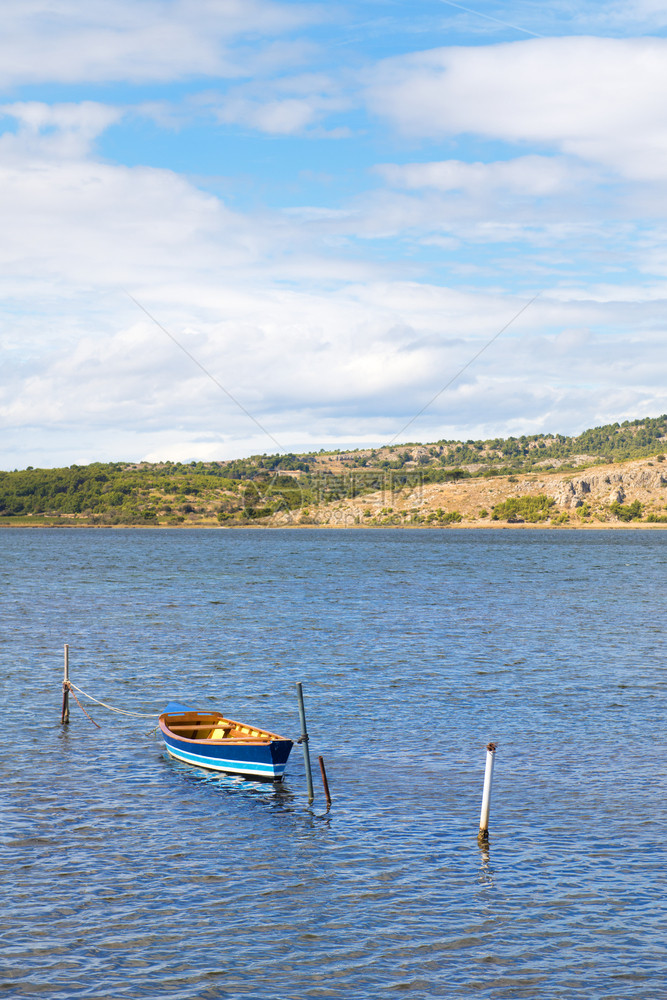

[1,528,665,999]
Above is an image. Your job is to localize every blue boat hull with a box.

[162,730,293,780]
[159,707,293,781]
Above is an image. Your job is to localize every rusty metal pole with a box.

[61,644,70,724]
[296,682,314,804]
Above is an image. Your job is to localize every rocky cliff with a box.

[268,457,667,527]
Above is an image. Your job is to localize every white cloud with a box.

[0,103,269,298]
[367,37,667,180]
[210,72,349,135]
[376,155,588,197]
[366,155,605,245]
[0,0,314,87]
[0,101,124,160]
[217,94,321,134]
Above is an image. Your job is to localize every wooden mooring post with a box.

[318,755,332,809]
[61,644,70,724]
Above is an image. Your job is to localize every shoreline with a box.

[1,520,666,531]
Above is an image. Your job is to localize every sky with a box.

[2,0,667,469]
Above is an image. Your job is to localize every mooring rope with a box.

[67,681,155,719]
[65,683,101,729]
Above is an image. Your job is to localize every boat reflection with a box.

[162,753,297,809]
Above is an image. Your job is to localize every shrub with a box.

[609,500,642,521]
[426,508,463,524]
[491,494,556,522]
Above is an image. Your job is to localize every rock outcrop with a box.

[550,466,666,508]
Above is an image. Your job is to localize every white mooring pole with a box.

[478,742,496,841]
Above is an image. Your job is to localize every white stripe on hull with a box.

[165,744,286,779]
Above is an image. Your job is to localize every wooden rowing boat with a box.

[158,701,293,781]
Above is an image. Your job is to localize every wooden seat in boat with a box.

[209,723,231,739]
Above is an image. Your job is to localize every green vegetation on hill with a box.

[491,495,556,523]
[337,413,667,470]
[201,414,667,479]
[0,462,305,524]
[1,414,665,525]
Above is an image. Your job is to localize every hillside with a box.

[286,455,667,528]
[1,415,666,527]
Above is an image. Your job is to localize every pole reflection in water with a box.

[478,839,495,887]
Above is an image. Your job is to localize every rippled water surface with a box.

[1,528,665,999]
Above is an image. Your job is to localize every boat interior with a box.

[162,711,277,742]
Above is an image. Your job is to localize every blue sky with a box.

[2,0,667,468]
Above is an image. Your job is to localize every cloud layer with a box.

[1,6,667,468]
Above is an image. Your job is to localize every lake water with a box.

[1,527,665,999]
